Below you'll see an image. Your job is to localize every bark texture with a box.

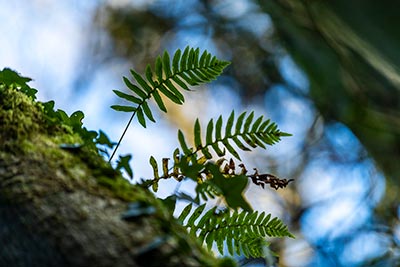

[0,87,234,267]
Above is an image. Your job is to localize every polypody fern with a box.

[111,46,294,260]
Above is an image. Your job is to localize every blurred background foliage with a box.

[85,0,400,266]
[2,0,399,266]
[86,0,399,265]
[85,1,399,266]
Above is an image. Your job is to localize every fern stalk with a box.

[108,111,137,162]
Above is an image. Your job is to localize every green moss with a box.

[0,87,43,144]
[0,85,237,267]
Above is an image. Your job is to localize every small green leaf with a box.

[123,76,148,98]
[204,53,211,66]
[222,139,241,160]
[211,143,225,157]
[155,56,163,82]
[158,84,182,104]
[206,119,214,145]
[171,76,189,90]
[163,51,172,77]
[226,229,234,256]
[180,46,190,70]
[232,136,251,151]
[205,231,215,251]
[96,130,115,148]
[172,48,181,72]
[251,115,264,132]
[187,203,206,226]
[145,64,155,86]
[116,154,133,178]
[259,119,271,131]
[194,119,202,149]
[278,131,292,137]
[215,115,223,140]
[225,110,235,137]
[141,101,155,122]
[187,48,195,68]
[136,107,146,128]
[113,89,142,104]
[202,147,213,159]
[207,164,251,211]
[111,105,136,112]
[152,90,167,113]
[164,79,184,102]
[197,206,216,228]
[244,111,254,132]
[178,203,193,223]
[235,111,247,134]
[199,50,208,67]
[216,230,224,254]
[250,134,266,149]
[178,130,191,155]
[242,134,257,148]
[130,70,153,93]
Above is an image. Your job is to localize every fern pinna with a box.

[111,46,294,260]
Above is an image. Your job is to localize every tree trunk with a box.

[0,86,233,267]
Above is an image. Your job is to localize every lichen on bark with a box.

[0,85,235,267]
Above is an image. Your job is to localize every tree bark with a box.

[0,86,233,267]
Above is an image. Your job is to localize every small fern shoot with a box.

[110,46,230,161]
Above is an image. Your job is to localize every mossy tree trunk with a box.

[0,86,233,267]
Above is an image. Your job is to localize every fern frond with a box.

[112,46,230,128]
[178,110,291,161]
[177,204,294,258]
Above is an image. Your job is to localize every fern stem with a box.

[109,111,136,162]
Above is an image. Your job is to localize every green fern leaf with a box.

[163,51,172,77]
[172,49,181,73]
[194,119,202,149]
[215,115,223,140]
[178,130,191,155]
[180,46,190,71]
[110,105,136,112]
[136,107,146,127]
[155,56,163,82]
[178,206,294,258]
[145,64,155,86]
[158,84,182,104]
[177,111,290,162]
[152,90,167,112]
[112,90,142,104]
[235,111,246,134]
[225,110,235,136]
[123,76,148,98]
[187,203,206,226]
[178,203,193,223]
[112,46,230,132]
[141,102,155,122]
